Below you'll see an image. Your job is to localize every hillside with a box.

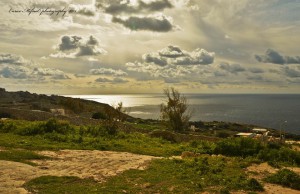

[0,88,131,123]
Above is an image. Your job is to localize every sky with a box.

[0,0,300,94]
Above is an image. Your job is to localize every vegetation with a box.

[160,88,191,132]
[265,169,300,190]
[0,149,48,165]
[24,157,264,193]
[24,176,102,194]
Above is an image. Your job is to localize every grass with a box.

[0,149,48,165]
[24,176,103,194]
[23,157,264,193]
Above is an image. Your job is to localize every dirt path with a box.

[246,163,300,194]
[0,150,159,194]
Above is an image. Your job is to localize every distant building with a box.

[50,109,65,116]
[252,128,268,133]
[235,133,256,138]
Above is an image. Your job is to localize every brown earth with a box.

[0,150,159,194]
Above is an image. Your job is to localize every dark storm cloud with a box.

[219,63,245,74]
[112,15,174,32]
[97,0,173,15]
[255,49,300,65]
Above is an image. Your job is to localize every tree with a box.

[160,88,191,132]
[103,102,127,135]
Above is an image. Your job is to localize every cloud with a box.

[0,53,28,65]
[219,63,245,74]
[125,45,215,82]
[0,66,31,79]
[112,15,175,32]
[97,0,173,15]
[51,35,106,59]
[59,36,81,51]
[141,45,215,66]
[32,68,70,79]
[95,77,128,83]
[248,67,265,74]
[255,49,300,65]
[69,4,96,17]
[90,68,128,76]
[158,45,184,58]
[283,65,300,78]
[0,53,70,80]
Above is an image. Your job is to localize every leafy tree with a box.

[160,88,191,132]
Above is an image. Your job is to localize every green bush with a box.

[246,178,264,191]
[257,147,300,166]
[41,119,72,134]
[265,169,300,190]
[214,138,264,157]
[91,112,107,120]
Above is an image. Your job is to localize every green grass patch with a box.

[0,149,48,165]
[24,176,103,194]
[265,169,300,190]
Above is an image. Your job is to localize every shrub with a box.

[160,88,190,132]
[41,119,73,134]
[257,147,300,166]
[265,169,300,190]
[246,178,264,191]
[91,112,107,120]
[214,138,263,157]
[149,130,179,143]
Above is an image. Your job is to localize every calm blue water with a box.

[66,94,300,134]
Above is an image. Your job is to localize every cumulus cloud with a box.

[125,45,215,82]
[283,65,300,78]
[95,77,128,83]
[90,68,128,76]
[0,53,27,65]
[219,63,245,74]
[255,49,300,65]
[50,35,106,59]
[141,45,215,66]
[97,0,173,15]
[112,15,175,32]
[0,53,69,80]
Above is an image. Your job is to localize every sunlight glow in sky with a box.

[0,0,300,94]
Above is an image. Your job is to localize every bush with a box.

[257,147,300,166]
[149,130,179,143]
[246,178,264,191]
[92,112,107,120]
[41,119,73,134]
[265,169,300,190]
[214,138,264,157]
[160,88,190,132]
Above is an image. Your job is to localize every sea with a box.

[65,94,300,135]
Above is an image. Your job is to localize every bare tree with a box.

[160,88,191,132]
